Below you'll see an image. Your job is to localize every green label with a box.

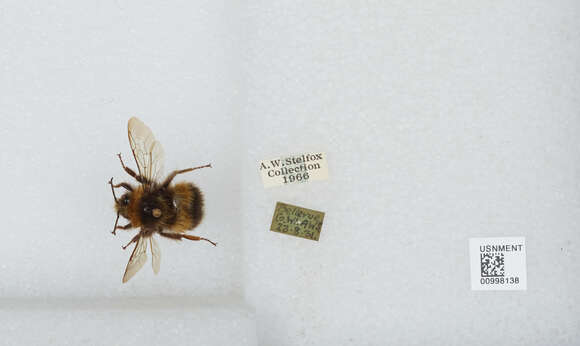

[270,202,325,241]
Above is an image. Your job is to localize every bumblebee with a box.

[108,117,216,283]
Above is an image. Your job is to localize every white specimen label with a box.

[259,152,329,188]
[469,237,527,290]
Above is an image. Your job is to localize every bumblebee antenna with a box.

[108,177,118,203]
[108,177,121,235]
[111,211,120,235]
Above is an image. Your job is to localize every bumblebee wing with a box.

[150,236,161,275]
[127,117,165,184]
[122,236,148,283]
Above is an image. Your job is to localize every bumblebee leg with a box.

[159,232,216,247]
[158,232,182,240]
[116,223,133,231]
[112,182,133,191]
[183,234,217,246]
[117,153,146,183]
[160,163,212,188]
[122,234,140,250]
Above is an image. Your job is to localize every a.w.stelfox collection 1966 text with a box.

[259,152,329,188]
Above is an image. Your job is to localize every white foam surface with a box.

[0,0,243,298]
[1,1,579,345]
[241,1,580,345]
[0,297,256,346]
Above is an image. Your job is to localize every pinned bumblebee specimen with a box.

[108,117,216,283]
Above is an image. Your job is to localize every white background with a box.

[1,1,579,345]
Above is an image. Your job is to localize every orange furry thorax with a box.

[127,186,144,227]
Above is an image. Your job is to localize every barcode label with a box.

[469,237,527,290]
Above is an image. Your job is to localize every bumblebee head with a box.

[114,192,132,220]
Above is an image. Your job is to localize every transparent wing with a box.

[127,117,165,184]
[122,236,148,283]
[150,236,161,275]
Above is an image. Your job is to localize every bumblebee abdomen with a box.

[169,182,204,232]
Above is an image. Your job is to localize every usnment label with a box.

[469,237,527,290]
[259,152,329,188]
